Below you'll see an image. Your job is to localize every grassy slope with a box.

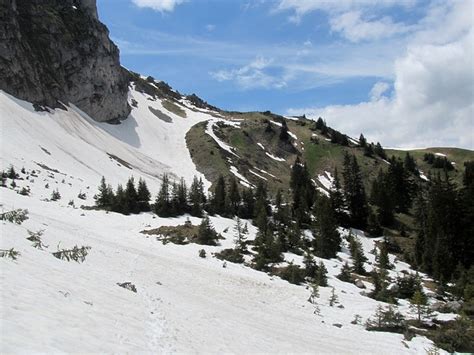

[386,147,473,185]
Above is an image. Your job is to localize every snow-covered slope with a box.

[0,86,212,197]
[0,90,444,353]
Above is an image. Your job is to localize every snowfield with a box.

[0,90,446,354]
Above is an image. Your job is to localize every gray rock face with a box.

[0,0,130,122]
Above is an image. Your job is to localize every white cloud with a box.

[287,27,474,149]
[210,57,287,90]
[329,11,412,42]
[369,81,390,101]
[276,0,416,41]
[275,0,416,23]
[205,24,216,32]
[131,0,186,12]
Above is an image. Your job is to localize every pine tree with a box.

[95,176,114,208]
[233,217,247,252]
[378,240,392,270]
[177,177,188,214]
[337,262,352,282]
[316,261,328,286]
[125,177,139,214]
[279,119,290,141]
[137,178,151,212]
[329,167,347,225]
[313,195,341,258]
[374,142,387,159]
[367,209,383,237]
[329,287,339,306]
[154,173,171,217]
[227,176,241,216]
[212,175,227,215]
[359,133,367,148]
[303,251,317,279]
[112,184,129,215]
[196,216,219,245]
[239,187,255,219]
[342,152,368,229]
[189,176,205,217]
[410,289,429,324]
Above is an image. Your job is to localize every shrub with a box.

[215,248,244,264]
[277,263,306,285]
[0,209,29,224]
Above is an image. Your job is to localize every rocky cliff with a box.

[0,0,130,122]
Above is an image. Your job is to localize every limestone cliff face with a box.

[0,0,130,122]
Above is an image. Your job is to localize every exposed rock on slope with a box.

[0,0,130,122]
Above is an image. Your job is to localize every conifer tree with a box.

[329,167,347,225]
[313,195,341,258]
[137,178,151,212]
[227,176,241,216]
[239,187,255,219]
[233,217,247,252]
[316,261,328,286]
[359,133,367,148]
[342,152,368,229]
[95,176,114,208]
[212,175,227,215]
[154,173,171,217]
[378,240,392,270]
[125,177,139,214]
[337,262,352,282]
[279,119,290,141]
[196,216,219,245]
[189,176,205,217]
[410,289,429,324]
[112,184,129,215]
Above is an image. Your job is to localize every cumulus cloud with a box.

[287,28,474,148]
[131,0,186,12]
[211,57,287,90]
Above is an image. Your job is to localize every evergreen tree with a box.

[212,175,227,215]
[410,289,429,324]
[137,178,151,212]
[239,187,255,219]
[233,217,247,252]
[359,133,367,148]
[252,229,283,271]
[374,142,387,159]
[367,209,383,237]
[329,167,347,225]
[316,261,328,286]
[154,173,171,217]
[303,251,317,279]
[378,240,392,270]
[189,176,206,217]
[125,177,139,214]
[279,119,290,141]
[312,195,341,258]
[95,176,114,208]
[404,152,418,174]
[112,184,129,215]
[196,216,219,245]
[342,152,368,229]
[337,262,352,282]
[227,176,241,216]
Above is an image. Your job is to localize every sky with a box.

[97,0,473,149]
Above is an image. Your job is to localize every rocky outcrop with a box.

[0,0,130,122]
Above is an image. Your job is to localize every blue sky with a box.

[97,0,473,149]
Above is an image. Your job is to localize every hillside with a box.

[1,1,473,353]
[1,90,453,353]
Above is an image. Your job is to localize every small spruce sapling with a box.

[27,230,48,250]
[0,248,20,260]
[329,287,339,306]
